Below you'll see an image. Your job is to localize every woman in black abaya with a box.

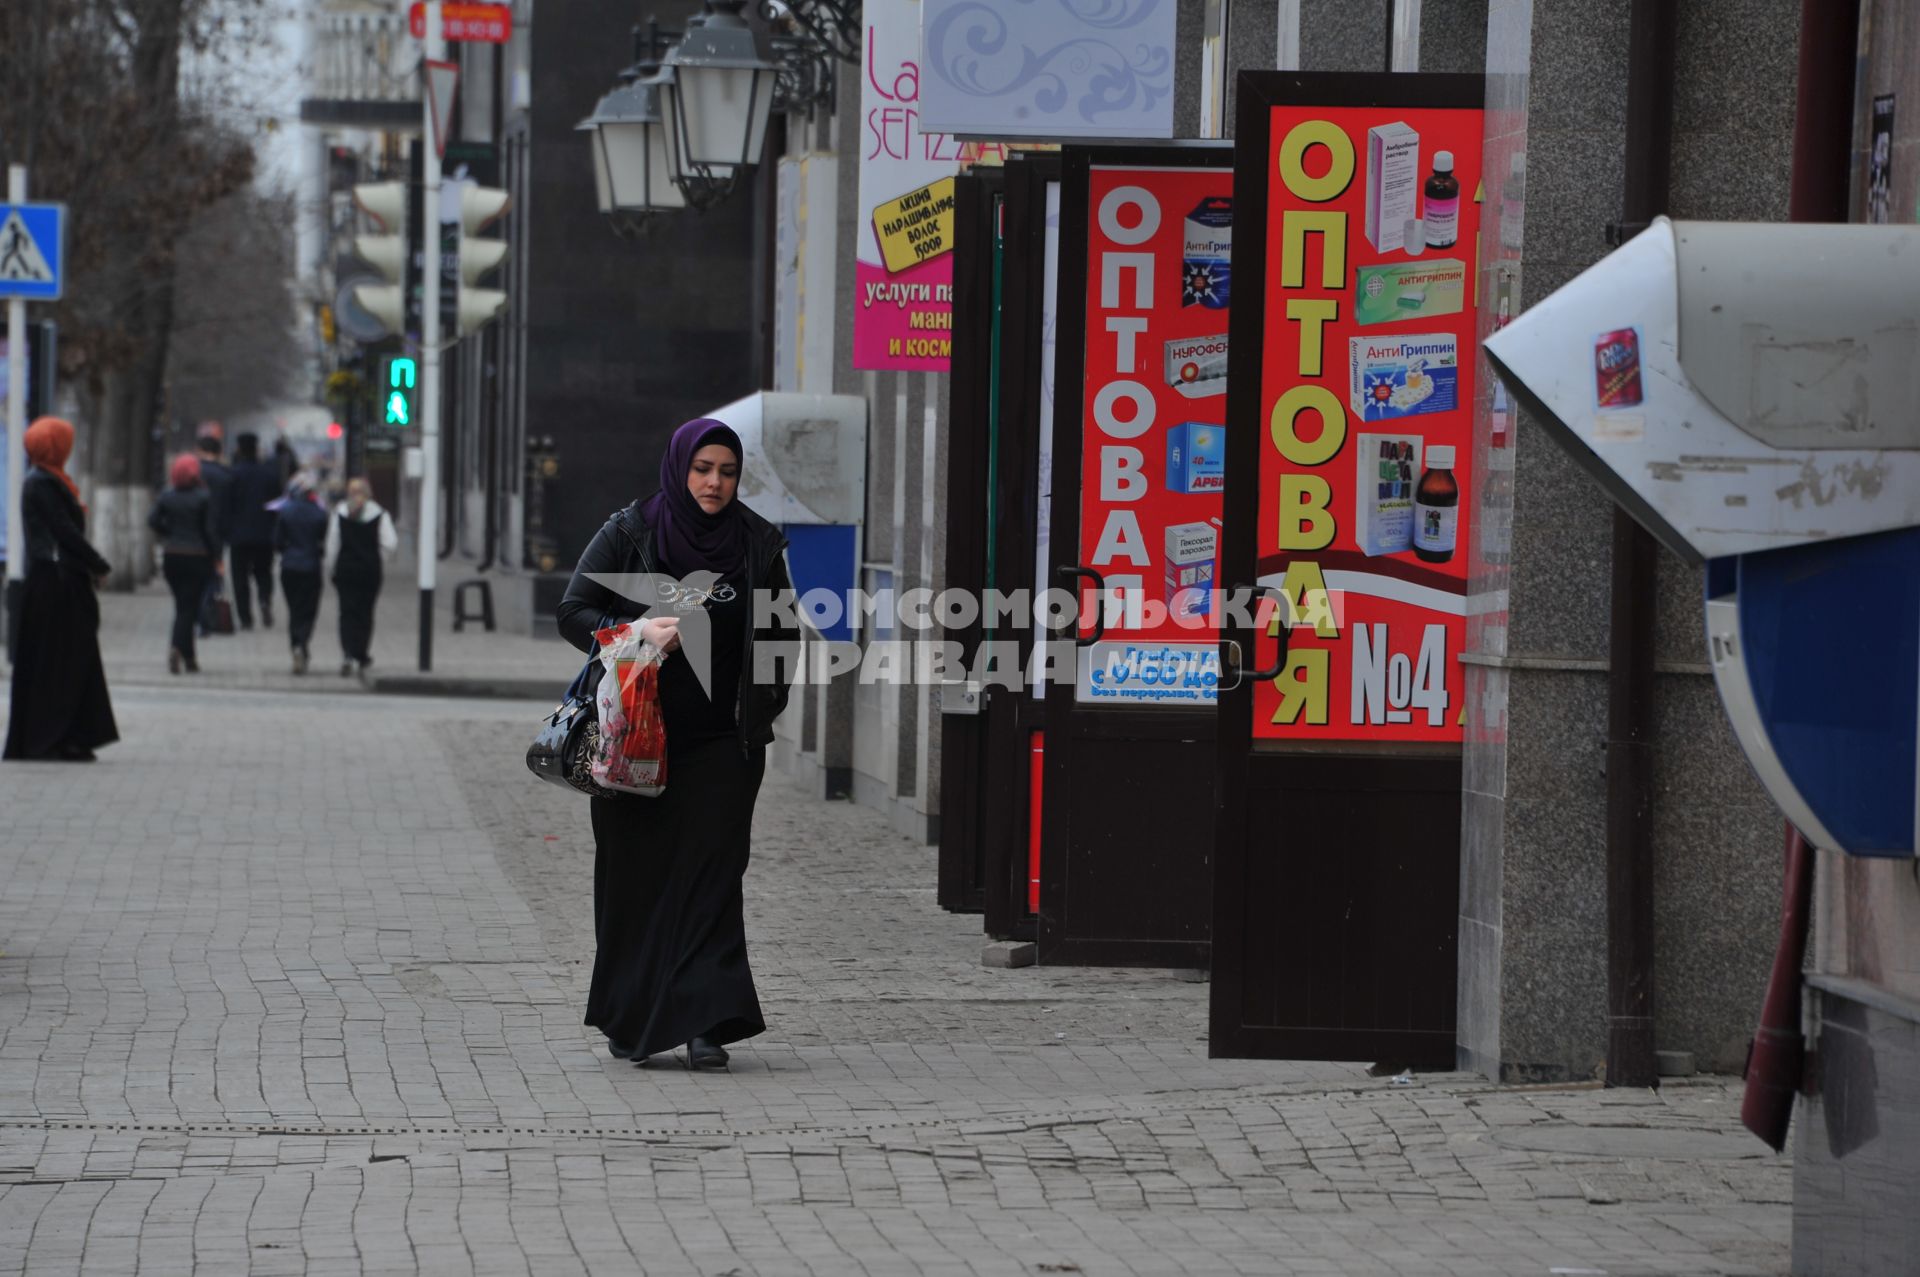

[557,419,797,1069]
[5,417,117,762]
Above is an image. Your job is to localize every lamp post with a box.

[577,21,686,230]
[583,2,840,225]
[658,0,779,210]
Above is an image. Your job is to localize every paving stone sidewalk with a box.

[87,567,577,698]
[0,678,1791,1274]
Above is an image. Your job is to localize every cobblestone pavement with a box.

[91,571,578,697]
[0,674,1791,1273]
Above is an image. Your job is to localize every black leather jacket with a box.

[557,500,798,751]
[21,468,110,578]
[148,486,222,557]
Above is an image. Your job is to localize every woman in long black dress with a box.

[4,417,117,762]
[557,418,797,1069]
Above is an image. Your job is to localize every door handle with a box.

[1219,584,1291,688]
[1055,565,1107,647]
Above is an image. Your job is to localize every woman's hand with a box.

[640,615,682,654]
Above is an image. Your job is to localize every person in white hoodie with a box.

[324,477,398,680]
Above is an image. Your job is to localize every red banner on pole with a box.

[409,1,512,43]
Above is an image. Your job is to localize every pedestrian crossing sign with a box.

[0,204,65,301]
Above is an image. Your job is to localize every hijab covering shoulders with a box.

[640,417,750,578]
[24,417,83,510]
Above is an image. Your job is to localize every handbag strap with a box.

[565,654,602,702]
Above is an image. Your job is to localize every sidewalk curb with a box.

[371,675,558,701]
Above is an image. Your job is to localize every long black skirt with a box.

[585,736,767,1057]
[4,561,118,760]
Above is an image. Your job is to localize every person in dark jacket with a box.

[226,432,282,630]
[194,426,233,639]
[4,418,118,762]
[324,477,397,680]
[274,471,329,674]
[147,452,222,674]
[556,418,799,1070]
[272,436,296,487]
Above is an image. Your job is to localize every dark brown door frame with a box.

[979,154,1062,941]
[1212,71,1478,1065]
[938,167,1006,914]
[1039,145,1232,969]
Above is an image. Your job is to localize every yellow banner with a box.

[872,177,958,274]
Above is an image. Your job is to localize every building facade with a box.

[314,4,1915,1256]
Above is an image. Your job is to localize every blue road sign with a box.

[0,203,65,301]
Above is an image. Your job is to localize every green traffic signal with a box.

[384,356,417,428]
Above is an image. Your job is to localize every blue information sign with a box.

[0,203,65,301]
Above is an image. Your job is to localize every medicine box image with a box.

[1165,421,1225,493]
[1355,434,1421,557]
[1350,333,1459,421]
[1164,332,1228,398]
[1355,259,1465,326]
[1365,122,1420,253]
[1181,197,1232,308]
[1163,520,1218,619]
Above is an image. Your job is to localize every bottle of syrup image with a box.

[1414,445,1458,563]
[1424,151,1460,249]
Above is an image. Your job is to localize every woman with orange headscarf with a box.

[148,451,222,673]
[4,417,118,761]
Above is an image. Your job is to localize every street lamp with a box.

[577,22,688,234]
[587,79,686,215]
[659,0,779,209]
[578,112,615,215]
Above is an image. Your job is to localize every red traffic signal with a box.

[327,421,344,440]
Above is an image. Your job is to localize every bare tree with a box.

[0,0,270,581]
[165,182,304,436]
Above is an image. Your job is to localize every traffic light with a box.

[454,183,510,336]
[351,181,410,336]
[383,355,418,429]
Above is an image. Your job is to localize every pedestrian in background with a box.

[325,476,396,681]
[272,436,296,487]
[275,471,328,675]
[4,418,117,762]
[226,432,281,630]
[194,425,233,639]
[147,452,222,675]
[556,418,797,1069]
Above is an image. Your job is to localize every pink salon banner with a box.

[854,0,962,371]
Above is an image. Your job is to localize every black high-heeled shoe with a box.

[607,1038,640,1061]
[688,1036,729,1069]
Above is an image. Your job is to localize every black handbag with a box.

[525,657,619,798]
[203,577,236,635]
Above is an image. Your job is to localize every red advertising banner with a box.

[408,1,512,42]
[1254,104,1483,741]
[1077,163,1234,705]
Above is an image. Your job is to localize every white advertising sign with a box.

[919,0,1176,140]
[1077,641,1221,706]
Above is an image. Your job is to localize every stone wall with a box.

[1457,0,1795,1081]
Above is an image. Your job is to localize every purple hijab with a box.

[641,417,750,577]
